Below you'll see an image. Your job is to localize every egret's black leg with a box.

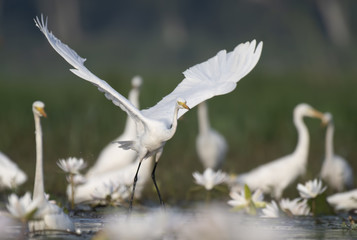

[129,160,142,212]
[151,161,164,206]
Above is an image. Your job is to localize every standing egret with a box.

[0,152,27,189]
[86,76,142,178]
[29,101,75,232]
[231,103,326,199]
[320,112,354,192]
[34,15,262,208]
[196,101,228,170]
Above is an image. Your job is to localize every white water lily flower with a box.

[57,157,87,174]
[66,174,86,185]
[280,198,311,216]
[192,168,227,190]
[91,181,131,205]
[6,192,39,221]
[297,179,327,199]
[261,201,280,218]
[228,187,266,210]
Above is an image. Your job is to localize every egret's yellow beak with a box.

[35,106,47,118]
[179,102,190,110]
[311,110,327,126]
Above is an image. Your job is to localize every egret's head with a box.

[176,98,190,110]
[322,112,333,125]
[32,101,47,118]
[294,103,324,121]
[131,75,142,89]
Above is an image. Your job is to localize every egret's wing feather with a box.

[142,40,262,125]
[34,15,144,124]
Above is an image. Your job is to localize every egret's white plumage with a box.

[34,15,262,207]
[29,101,75,232]
[232,103,325,199]
[86,76,142,178]
[196,102,228,170]
[320,112,354,192]
[327,189,357,211]
[0,152,27,189]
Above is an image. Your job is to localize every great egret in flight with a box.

[0,151,27,189]
[231,103,326,199]
[34,15,262,209]
[320,112,354,192]
[29,101,75,232]
[196,101,228,170]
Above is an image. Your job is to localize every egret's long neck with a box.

[292,113,309,165]
[325,122,334,160]
[198,102,210,134]
[33,114,45,202]
[166,104,181,141]
[122,87,140,136]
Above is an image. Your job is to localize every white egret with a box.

[34,15,262,208]
[231,103,325,199]
[29,101,75,232]
[327,189,357,211]
[0,151,27,189]
[320,112,354,192]
[86,76,143,178]
[196,102,228,170]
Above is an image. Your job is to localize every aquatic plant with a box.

[342,216,357,230]
[297,179,327,199]
[261,200,280,218]
[6,192,39,222]
[228,184,266,215]
[297,179,332,215]
[193,168,228,191]
[191,168,228,201]
[57,157,87,175]
[57,157,87,209]
[279,198,311,216]
[91,181,131,206]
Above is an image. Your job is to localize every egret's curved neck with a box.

[325,122,334,160]
[33,114,45,202]
[292,113,309,163]
[166,104,181,141]
[198,102,210,134]
[122,87,140,135]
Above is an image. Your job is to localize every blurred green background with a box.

[1,0,357,204]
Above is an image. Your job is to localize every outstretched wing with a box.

[34,15,145,125]
[141,40,262,125]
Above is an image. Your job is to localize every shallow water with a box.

[249,215,357,240]
[4,209,357,240]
